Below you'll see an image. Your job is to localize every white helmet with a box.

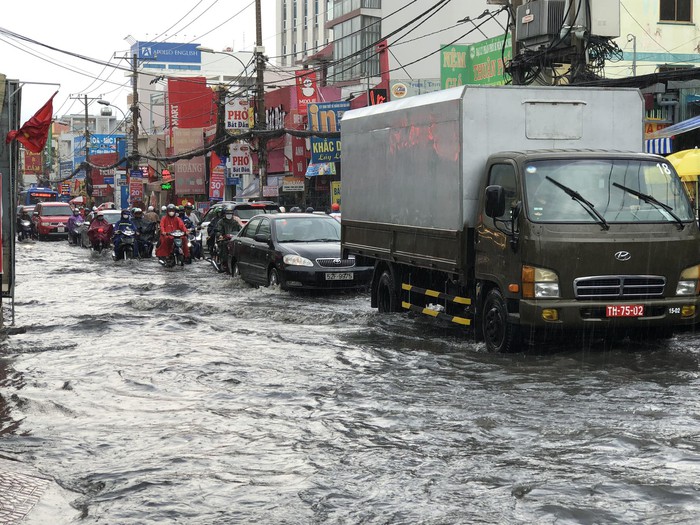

[161,205,167,211]
[147,206,154,212]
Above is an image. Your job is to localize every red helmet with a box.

[331,202,340,212]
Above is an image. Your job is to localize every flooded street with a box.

[1,240,700,524]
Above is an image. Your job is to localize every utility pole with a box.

[215,85,228,157]
[130,53,140,171]
[255,0,267,201]
[69,93,101,201]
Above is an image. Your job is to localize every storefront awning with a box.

[644,138,672,154]
[647,115,700,139]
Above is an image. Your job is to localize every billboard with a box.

[441,35,512,88]
[133,42,201,64]
[172,128,206,195]
[295,70,318,112]
[308,101,349,164]
[167,77,216,147]
[225,98,251,130]
[23,151,42,174]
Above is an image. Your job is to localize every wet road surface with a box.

[1,240,700,523]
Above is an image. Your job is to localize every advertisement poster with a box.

[331,181,341,206]
[225,98,251,130]
[129,169,144,204]
[295,70,318,112]
[209,153,225,201]
[172,128,206,195]
[229,143,252,176]
[308,101,349,164]
[23,151,42,174]
[441,35,512,89]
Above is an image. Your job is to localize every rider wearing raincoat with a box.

[156,204,190,260]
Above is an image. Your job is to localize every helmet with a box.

[133,207,142,215]
[331,202,340,212]
[224,205,235,213]
[92,206,98,212]
[185,203,193,210]
[147,206,154,212]
[290,206,301,213]
[161,205,167,212]
[166,204,177,212]
[73,208,80,215]
[305,207,315,213]
[96,210,104,218]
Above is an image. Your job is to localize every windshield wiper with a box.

[545,176,609,230]
[612,182,685,230]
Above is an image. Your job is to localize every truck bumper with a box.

[518,297,700,329]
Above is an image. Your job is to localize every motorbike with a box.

[187,227,203,262]
[136,222,158,259]
[17,219,33,241]
[88,227,111,254]
[209,234,232,273]
[67,217,85,246]
[76,220,89,248]
[113,227,136,261]
[159,229,186,268]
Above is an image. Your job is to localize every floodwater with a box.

[1,240,700,524]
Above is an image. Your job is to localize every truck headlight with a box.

[283,254,313,267]
[676,264,700,296]
[522,265,559,298]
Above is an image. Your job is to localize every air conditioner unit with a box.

[515,0,567,49]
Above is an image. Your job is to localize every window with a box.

[488,164,518,220]
[243,217,263,238]
[660,0,692,22]
[257,219,271,239]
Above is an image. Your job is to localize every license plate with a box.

[326,272,353,281]
[57,227,65,233]
[606,305,644,317]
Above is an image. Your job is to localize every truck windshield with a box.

[524,159,694,224]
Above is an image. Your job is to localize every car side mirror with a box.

[254,233,271,244]
[484,185,506,218]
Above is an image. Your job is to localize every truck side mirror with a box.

[484,185,506,218]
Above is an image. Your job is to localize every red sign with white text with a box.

[209,152,225,201]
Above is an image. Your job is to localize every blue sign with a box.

[308,101,349,164]
[74,135,127,169]
[226,177,241,186]
[60,161,72,178]
[133,42,202,64]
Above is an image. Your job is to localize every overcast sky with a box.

[2,0,276,122]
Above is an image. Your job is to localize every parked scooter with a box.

[113,226,136,260]
[17,219,33,241]
[158,230,186,268]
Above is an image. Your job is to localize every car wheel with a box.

[231,260,240,278]
[482,288,522,353]
[268,267,281,287]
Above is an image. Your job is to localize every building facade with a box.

[277,0,332,68]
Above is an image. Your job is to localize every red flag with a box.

[5,91,57,153]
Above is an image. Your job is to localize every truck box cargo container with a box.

[341,85,700,351]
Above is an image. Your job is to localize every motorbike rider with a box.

[185,203,200,227]
[144,205,159,223]
[131,208,154,258]
[67,208,84,244]
[17,206,33,239]
[177,206,194,230]
[156,203,190,261]
[113,208,138,257]
[87,210,114,248]
[206,207,224,254]
[214,205,244,271]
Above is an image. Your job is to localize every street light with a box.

[97,99,128,127]
[196,46,252,91]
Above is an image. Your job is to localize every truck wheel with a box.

[482,288,522,353]
[377,270,400,313]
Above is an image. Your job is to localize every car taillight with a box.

[98,228,104,233]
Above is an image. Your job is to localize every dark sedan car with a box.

[229,213,372,290]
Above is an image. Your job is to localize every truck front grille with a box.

[574,276,666,299]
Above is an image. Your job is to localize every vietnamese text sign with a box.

[229,143,252,175]
[441,35,512,89]
[172,128,206,194]
[331,181,341,205]
[308,101,349,164]
[209,153,225,201]
[225,98,251,130]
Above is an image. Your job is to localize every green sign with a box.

[160,182,172,190]
[441,35,512,89]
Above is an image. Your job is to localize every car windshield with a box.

[102,213,121,225]
[274,217,341,242]
[524,159,694,224]
[40,206,72,217]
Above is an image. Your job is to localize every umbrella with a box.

[69,195,85,205]
[667,148,700,181]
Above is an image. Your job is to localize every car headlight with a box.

[522,265,559,298]
[676,264,700,296]
[41,222,50,226]
[283,254,313,267]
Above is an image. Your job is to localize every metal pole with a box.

[131,53,139,171]
[84,94,92,206]
[627,34,637,76]
[256,0,267,201]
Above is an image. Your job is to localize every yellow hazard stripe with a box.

[401,301,471,326]
[401,283,471,306]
